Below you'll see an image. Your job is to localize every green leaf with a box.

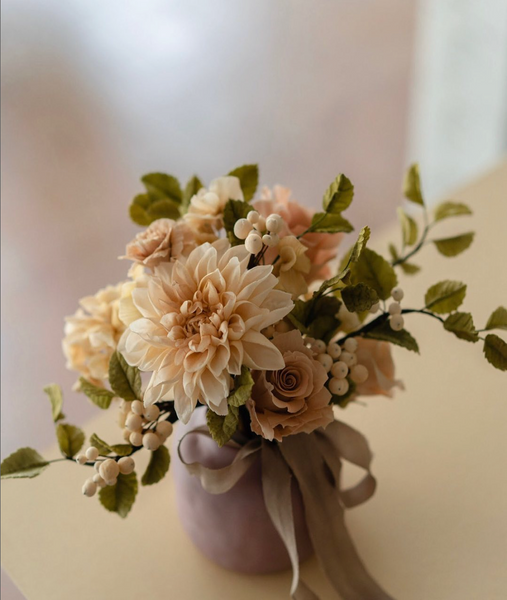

[425,280,467,314]
[141,445,170,486]
[43,383,65,422]
[1,448,49,479]
[310,212,354,234]
[433,232,474,257]
[349,248,397,301]
[99,472,138,518]
[485,307,507,331]
[110,444,134,456]
[288,295,342,343]
[443,312,479,342]
[141,173,182,203]
[349,226,370,263]
[182,175,203,211]
[322,174,354,214]
[397,207,418,246]
[56,423,85,458]
[206,406,239,448]
[228,367,254,408]
[129,193,181,226]
[483,334,507,371]
[434,201,472,222]
[222,199,254,245]
[403,163,424,205]
[363,320,419,353]
[228,164,259,202]
[400,262,421,275]
[89,433,112,455]
[108,351,142,402]
[341,283,379,313]
[78,377,115,409]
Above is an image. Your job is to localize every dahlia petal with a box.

[241,330,285,370]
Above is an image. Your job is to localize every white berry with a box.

[331,361,348,379]
[119,400,132,414]
[254,216,266,232]
[370,302,380,314]
[312,339,327,354]
[317,353,333,372]
[131,400,144,416]
[122,428,132,442]
[329,378,350,396]
[92,474,107,488]
[340,351,357,367]
[143,432,161,452]
[129,431,144,447]
[262,234,276,247]
[144,404,160,422]
[82,478,97,497]
[75,454,87,465]
[125,412,143,432]
[156,420,173,440]
[94,460,102,472]
[118,456,135,475]
[327,342,341,360]
[266,214,283,233]
[350,364,369,384]
[388,302,402,315]
[389,314,405,331]
[234,218,253,240]
[85,446,99,461]
[275,320,291,333]
[392,287,404,302]
[99,459,120,482]
[343,338,358,353]
[247,210,259,224]
[245,232,263,254]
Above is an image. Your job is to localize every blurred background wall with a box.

[1,2,506,596]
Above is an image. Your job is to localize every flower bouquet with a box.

[2,164,506,600]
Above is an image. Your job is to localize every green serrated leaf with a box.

[483,334,507,371]
[43,383,65,422]
[433,232,474,257]
[403,163,424,205]
[141,445,170,486]
[310,212,354,234]
[129,193,181,227]
[363,320,419,353]
[349,226,370,263]
[79,377,115,409]
[222,199,254,245]
[349,248,397,301]
[141,173,182,203]
[397,207,418,246]
[99,472,138,518]
[1,448,50,479]
[434,201,472,222]
[443,312,479,342]
[56,423,85,458]
[228,164,259,202]
[228,367,254,408]
[425,280,467,314]
[341,283,379,313]
[89,433,112,455]
[182,175,203,211]
[322,174,354,214]
[108,352,142,402]
[485,307,507,331]
[206,406,239,448]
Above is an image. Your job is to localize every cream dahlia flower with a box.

[184,176,243,242]
[63,283,126,386]
[118,239,294,422]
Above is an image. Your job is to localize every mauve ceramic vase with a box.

[172,407,314,574]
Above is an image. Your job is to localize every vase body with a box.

[172,407,313,574]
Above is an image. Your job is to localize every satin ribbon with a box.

[178,420,395,600]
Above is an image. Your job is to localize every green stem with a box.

[392,215,435,267]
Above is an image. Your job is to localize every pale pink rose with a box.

[354,338,404,397]
[247,330,333,442]
[122,218,196,269]
[253,186,343,283]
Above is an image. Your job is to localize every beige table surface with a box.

[2,162,507,600]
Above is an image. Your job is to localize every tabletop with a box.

[2,160,507,600]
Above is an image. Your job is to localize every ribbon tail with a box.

[261,442,319,600]
[281,434,396,600]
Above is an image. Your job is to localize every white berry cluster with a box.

[305,336,369,397]
[262,319,292,339]
[234,211,283,254]
[368,286,405,331]
[119,399,173,451]
[79,446,135,498]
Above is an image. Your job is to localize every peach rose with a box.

[122,218,196,269]
[247,330,333,441]
[354,338,404,397]
[253,186,343,283]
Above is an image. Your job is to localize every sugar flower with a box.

[118,239,294,422]
[122,218,196,269]
[63,283,126,386]
[247,330,333,441]
[354,338,404,397]
[274,235,311,298]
